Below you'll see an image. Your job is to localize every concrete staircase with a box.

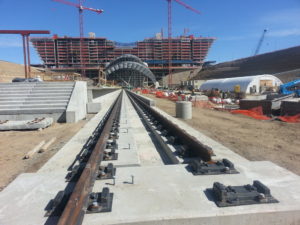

[0,82,75,122]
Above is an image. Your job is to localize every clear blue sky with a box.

[0,0,300,65]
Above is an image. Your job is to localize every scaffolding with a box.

[31,35,215,76]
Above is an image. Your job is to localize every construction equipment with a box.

[52,0,103,76]
[279,79,300,97]
[165,0,200,87]
[254,29,267,56]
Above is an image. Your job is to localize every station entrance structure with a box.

[105,54,156,87]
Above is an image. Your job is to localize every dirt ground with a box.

[0,116,92,191]
[145,94,300,175]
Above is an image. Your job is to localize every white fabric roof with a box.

[199,75,282,93]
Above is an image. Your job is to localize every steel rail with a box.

[57,92,122,225]
[127,90,213,161]
[127,92,179,164]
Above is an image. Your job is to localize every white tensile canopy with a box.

[199,75,282,93]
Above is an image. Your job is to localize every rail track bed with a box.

[1,90,300,225]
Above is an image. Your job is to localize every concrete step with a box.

[31,89,72,93]
[0,97,27,101]
[0,87,72,91]
[0,104,67,109]
[33,88,74,91]
[0,94,71,97]
[36,83,74,87]
[0,100,69,105]
[0,87,34,90]
[0,108,66,114]
[0,83,36,86]
[0,97,70,101]
[0,85,36,88]
[0,90,32,92]
[24,100,69,104]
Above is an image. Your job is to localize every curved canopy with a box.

[105,60,156,87]
[106,54,144,70]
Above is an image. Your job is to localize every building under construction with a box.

[31,33,215,79]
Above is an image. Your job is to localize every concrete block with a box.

[0,117,53,130]
[87,102,101,114]
[66,81,88,123]
[87,89,93,102]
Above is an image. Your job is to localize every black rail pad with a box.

[87,188,113,213]
[208,180,279,207]
[189,159,238,175]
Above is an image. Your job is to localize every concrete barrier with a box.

[66,81,88,123]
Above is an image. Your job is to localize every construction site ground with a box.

[144,94,300,176]
[0,115,93,191]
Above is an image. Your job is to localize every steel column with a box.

[26,35,31,77]
[22,35,28,78]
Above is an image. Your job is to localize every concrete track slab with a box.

[0,173,66,225]
[84,162,300,225]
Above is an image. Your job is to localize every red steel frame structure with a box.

[0,30,50,78]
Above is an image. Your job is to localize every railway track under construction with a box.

[2,88,298,225]
[40,89,280,225]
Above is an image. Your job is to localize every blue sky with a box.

[0,0,300,65]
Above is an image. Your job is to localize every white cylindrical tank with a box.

[176,101,192,119]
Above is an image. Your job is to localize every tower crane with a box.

[52,0,104,76]
[166,0,200,87]
[254,29,268,56]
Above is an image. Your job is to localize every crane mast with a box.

[166,0,200,87]
[53,0,103,76]
[254,29,268,56]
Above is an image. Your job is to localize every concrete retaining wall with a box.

[66,81,88,123]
